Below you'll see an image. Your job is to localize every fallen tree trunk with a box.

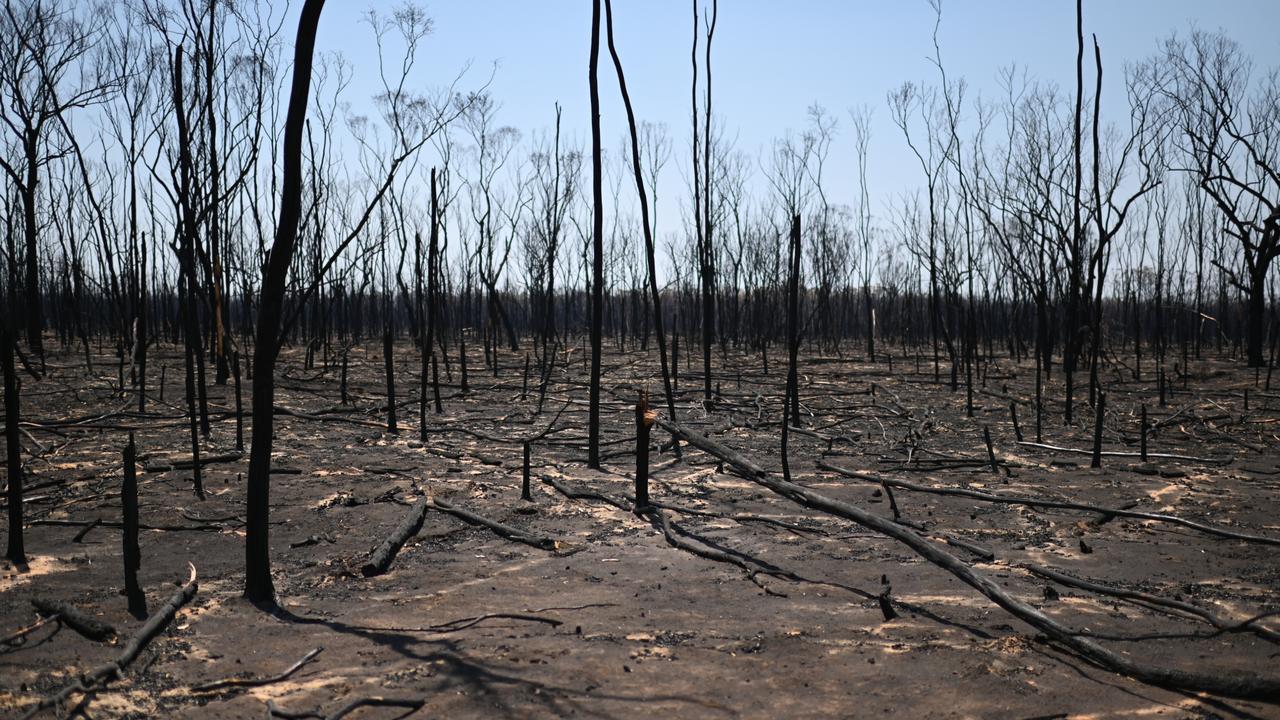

[817,460,1280,547]
[267,695,426,720]
[428,498,557,551]
[752,469,1280,699]
[193,647,324,693]
[655,418,765,477]
[644,505,789,597]
[541,474,632,512]
[1016,440,1229,465]
[141,451,242,473]
[30,599,116,642]
[361,498,429,577]
[1026,564,1280,643]
[21,564,198,719]
[541,474,795,596]
[662,420,1280,701]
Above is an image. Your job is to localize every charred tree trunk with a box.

[384,328,397,433]
[4,326,24,565]
[634,392,651,509]
[1247,267,1268,367]
[426,170,442,416]
[1067,0,1085,426]
[135,234,148,413]
[244,0,325,606]
[173,48,205,499]
[122,434,146,618]
[21,133,41,357]
[782,215,801,483]
[603,0,679,453]
[587,0,604,469]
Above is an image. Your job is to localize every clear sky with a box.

[307,0,1280,241]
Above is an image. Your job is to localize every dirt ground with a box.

[2,337,1279,719]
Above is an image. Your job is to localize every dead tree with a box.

[1085,34,1163,455]
[172,47,205,500]
[0,0,113,356]
[1065,0,1085,424]
[1153,29,1280,367]
[457,93,523,353]
[244,0,325,606]
[690,0,719,402]
[781,214,801,482]
[122,434,146,617]
[602,0,679,439]
[587,0,604,468]
[889,80,960,388]
[3,325,23,565]
[426,169,442,416]
[850,106,876,358]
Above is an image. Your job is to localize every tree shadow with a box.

[1027,639,1274,720]
[267,605,737,719]
[652,512,996,640]
[0,620,62,656]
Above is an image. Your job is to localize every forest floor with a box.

[3,336,1280,719]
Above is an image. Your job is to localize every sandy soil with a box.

[2,338,1279,719]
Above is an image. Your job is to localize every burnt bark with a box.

[244,0,326,605]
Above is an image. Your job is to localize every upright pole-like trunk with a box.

[244,0,325,605]
[22,132,41,357]
[3,327,24,565]
[1067,0,1084,426]
[696,0,718,403]
[427,170,442,415]
[417,226,428,440]
[782,215,801,483]
[587,0,604,469]
[122,434,146,618]
[1088,36,1108,443]
[173,49,205,500]
[603,0,679,451]
[206,0,229,386]
[136,232,148,412]
[384,327,397,433]
[1247,267,1268,367]
[635,393,651,509]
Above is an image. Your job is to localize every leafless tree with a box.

[0,0,115,355]
[1148,29,1280,366]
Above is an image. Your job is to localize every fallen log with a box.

[644,506,789,596]
[141,451,243,472]
[663,420,1280,701]
[339,612,563,635]
[659,421,994,557]
[361,498,429,577]
[30,599,116,642]
[273,405,386,430]
[72,518,101,543]
[21,564,198,719]
[541,475,799,597]
[655,418,765,477]
[193,647,324,693]
[1016,440,1229,465]
[1025,564,1280,644]
[817,460,1280,547]
[759,465,1280,700]
[540,475,632,512]
[428,498,557,551]
[267,695,426,720]
[28,518,223,533]
[649,500,826,536]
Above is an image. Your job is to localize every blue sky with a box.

[308,1,1280,242]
